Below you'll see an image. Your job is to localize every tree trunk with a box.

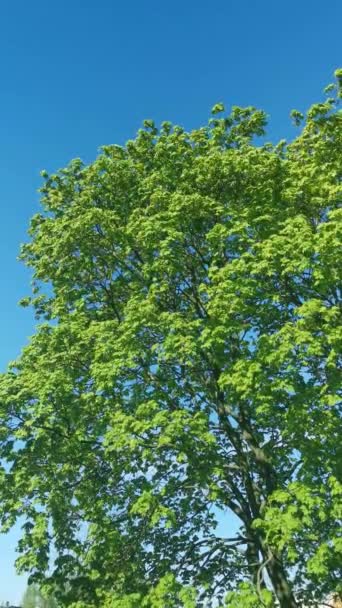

[265,550,298,608]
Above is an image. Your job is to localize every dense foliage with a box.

[0,71,341,608]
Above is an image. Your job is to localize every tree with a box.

[22,584,58,608]
[0,70,341,608]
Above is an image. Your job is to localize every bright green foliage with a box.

[0,72,341,608]
[225,582,274,607]
[100,575,196,608]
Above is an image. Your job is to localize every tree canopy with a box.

[0,70,341,608]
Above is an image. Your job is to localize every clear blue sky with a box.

[0,0,340,602]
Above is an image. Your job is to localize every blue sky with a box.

[0,0,341,602]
